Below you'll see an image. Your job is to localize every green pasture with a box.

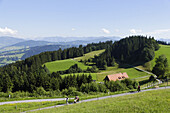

[74,49,105,61]
[44,59,91,73]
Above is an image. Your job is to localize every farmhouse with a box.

[104,72,129,81]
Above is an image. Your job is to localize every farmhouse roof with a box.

[106,72,129,81]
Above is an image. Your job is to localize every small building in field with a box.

[104,72,129,81]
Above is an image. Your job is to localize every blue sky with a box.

[0,0,170,39]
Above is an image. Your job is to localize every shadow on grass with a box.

[139,79,150,86]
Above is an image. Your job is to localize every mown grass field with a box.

[151,44,170,69]
[33,89,170,113]
[44,59,91,73]
[74,49,105,61]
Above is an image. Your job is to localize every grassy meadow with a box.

[44,59,91,73]
[74,49,105,61]
[33,88,170,113]
[0,100,73,113]
[0,90,135,113]
[44,49,105,73]
[151,44,170,69]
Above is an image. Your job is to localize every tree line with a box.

[93,36,160,69]
[0,41,113,93]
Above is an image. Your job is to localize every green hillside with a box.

[44,49,105,73]
[44,59,91,73]
[74,49,105,61]
[46,49,148,81]
[151,44,170,69]
[33,89,170,113]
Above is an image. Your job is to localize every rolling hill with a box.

[0,45,73,66]
[11,40,53,47]
[151,44,170,68]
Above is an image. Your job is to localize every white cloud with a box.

[0,27,18,35]
[71,28,76,31]
[146,29,170,35]
[102,28,110,34]
[115,29,119,32]
[130,29,142,34]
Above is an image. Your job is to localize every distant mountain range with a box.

[11,40,54,47]
[37,36,121,43]
[0,36,24,48]
[21,44,73,60]
[1,36,170,49]
[0,36,121,50]
[158,38,170,42]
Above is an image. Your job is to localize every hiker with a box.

[74,96,79,103]
[137,85,140,92]
[66,96,69,104]
[74,99,77,103]
[77,96,79,102]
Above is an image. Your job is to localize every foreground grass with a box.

[44,59,91,73]
[0,100,73,113]
[0,90,134,113]
[33,89,170,113]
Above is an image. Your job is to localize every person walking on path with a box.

[66,96,69,104]
[137,85,140,92]
[74,96,79,103]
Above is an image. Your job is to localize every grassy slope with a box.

[33,89,170,113]
[50,49,148,81]
[44,50,105,73]
[0,100,74,113]
[151,44,170,69]
[74,49,105,61]
[44,59,91,73]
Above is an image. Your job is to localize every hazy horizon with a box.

[0,0,170,40]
